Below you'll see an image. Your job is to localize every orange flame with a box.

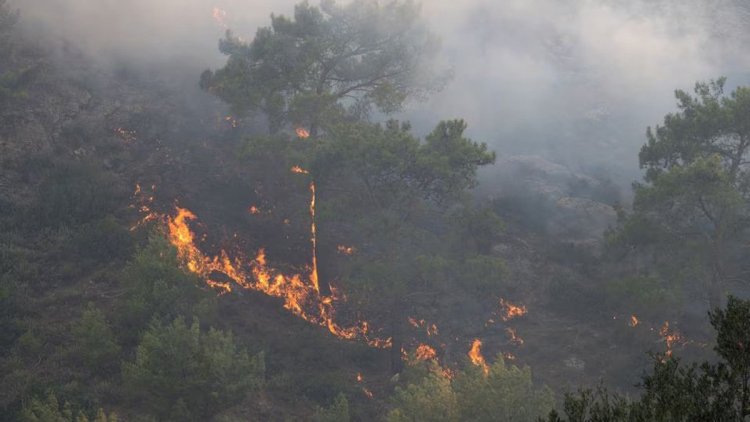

[291,166,309,174]
[248,205,261,215]
[295,127,310,138]
[505,327,524,345]
[659,321,682,358]
[499,298,527,321]
[408,317,440,337]
[468,339,489,375]
[337,245,355,255]
[629,314,640,327]
[415,344,437,361]
[212,7,228,29]
[159,206,391,349]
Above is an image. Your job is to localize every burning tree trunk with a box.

[389,300,405,374]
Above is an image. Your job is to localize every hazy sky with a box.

[18,0,750,177]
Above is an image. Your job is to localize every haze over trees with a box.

[201,0,446,136]
[609,79,750,309]
[0,0,749,421]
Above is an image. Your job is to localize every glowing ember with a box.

[248,205,261,215]
[408,317,440,337]
[503,352,516,360]
[629,315,640,327]
[295,127,311,138]
[356,372,363,382]
[499,298,527,321]
[415,344,437,361]
[337,245,355,255]
[659,321,683,357]
[291,166,309,174]
[130,184,158,231]
[505,327,524,345]
[468,339,489,375]
[224,116,238,128]
[114,127,137,142]
[212,7,228,29]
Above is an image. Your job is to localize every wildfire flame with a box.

[408,317,439,337]
[415,344,437,361]
[248,205,261,215]
[291,166,309,174]
[129,184,158,231]
[337,245,355,255]
[629,314,640,327]
[505,327,524,345]
[160,206,390,349]
[499,298,527,321]
[212,7,228,29]
[659,321,683,357]
[468,339,489,375]
[295,127,311,138]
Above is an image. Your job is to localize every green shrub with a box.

[19,392,117,422]
[118,234,215,343]
[34,161,125,228]
[388,359,554,422]
[69,217,134,266]
[122,317,264,421]
[70,303,121,375]
[313,393,350,422]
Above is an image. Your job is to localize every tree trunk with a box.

[389,304,404,374]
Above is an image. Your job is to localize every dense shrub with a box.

[122,317,264,421]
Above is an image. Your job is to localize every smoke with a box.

[16,0,750,178]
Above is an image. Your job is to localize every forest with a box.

[1,0,749,421]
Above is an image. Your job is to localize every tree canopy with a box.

[201,0,446,134]
[609,79,750,308]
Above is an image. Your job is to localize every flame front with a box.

[295,127,311,138]
[499,298,527,321]
[162,205,390,348]
[415,344,437,361]
[629,315,640,327]
[659,321,683,357]
[468,339,489,375]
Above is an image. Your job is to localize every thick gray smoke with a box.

[17,0,750,179]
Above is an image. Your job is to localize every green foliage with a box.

[202,0,445,133]
[454,359,555,422]
[122,317,264,421]
[610,79,750,307]
[118,234,215,343]
[70,303,121,375]
[19,392,116,422]
[69,216,134,266]
[34,161,125,228]
[388,360,553,422]
[603,276,681,319]
[387,371,459,422]
[544,296,750,421]
[313,393,351,422]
